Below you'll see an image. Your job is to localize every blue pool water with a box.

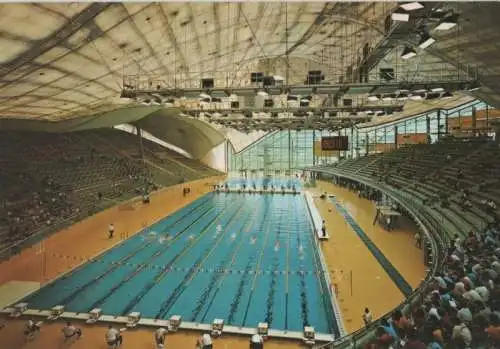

[23,192,337,334]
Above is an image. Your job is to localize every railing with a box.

[122,65,478,92]
[307,169,448,348]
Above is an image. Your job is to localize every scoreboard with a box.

[321,136,349,151]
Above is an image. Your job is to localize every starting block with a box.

[303,326,315,346]
[11,302,28,317]
[168,315,181,332]
[86,308,102,324]
[126,312,141,328]
[48,305,64,320]
[211,319,224,337]
[257,322,268,339]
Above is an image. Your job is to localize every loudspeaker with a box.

[262,76,275,86]
[250,72,264,83]
[379,68,394,81]
[264,99,274,107]
[201,78,214,89]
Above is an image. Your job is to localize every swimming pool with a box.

[22,192,338,335]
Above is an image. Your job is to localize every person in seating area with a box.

[363,218,500,349]
[61,321,82,341]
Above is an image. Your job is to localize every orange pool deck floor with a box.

[0,178,425,348]
[313,181,425,333]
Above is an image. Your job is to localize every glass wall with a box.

[229,99,496,171]
[229,130,344,171]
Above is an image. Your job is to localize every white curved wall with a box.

[224,129,268,153]
[201,141,227,172]
[114,124,192,158]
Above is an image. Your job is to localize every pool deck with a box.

[312,181,425,333]
[0,177,425,349]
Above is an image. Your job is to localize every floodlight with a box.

[435,13,458,30]
[401,46,417,59]
[410,91,426,100]
[418,33,436,49]
[426,92,441,100]
[441,91,453,99]
[467,82,480,92]
[391,11,410,22]
[400,2,424,11]
[430,87,444,93]
[397,91,409,101]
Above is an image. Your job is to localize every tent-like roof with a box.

[0,2,395,120]
[0,2,498,157]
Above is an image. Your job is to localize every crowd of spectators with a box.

[0,129,217,254]
[314,137,500,349]
[365,222,500,349]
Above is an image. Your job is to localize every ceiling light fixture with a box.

[401,46,417,59]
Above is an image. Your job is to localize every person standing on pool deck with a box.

[197,333,213,349]
[108,223,114,239]
[105,324,122,348]
[155,327,167,349]
[321,220,327,238]
[61,321,82,341]
[250,333,264,349]
[363,307,373,326]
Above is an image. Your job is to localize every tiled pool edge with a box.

[0,307,334,342]
[303,191,347,339]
